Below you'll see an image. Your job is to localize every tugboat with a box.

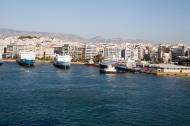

[85,59,97,67]
[17,51,36,67]
[0,53,3,66]
[100,64,117,73]
[99,58,117,73]
[53,54,71,69]
[99,58,116,68]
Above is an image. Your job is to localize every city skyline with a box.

[0,0,190,44]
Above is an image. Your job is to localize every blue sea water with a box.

[0,63,190,126]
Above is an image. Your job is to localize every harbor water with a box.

[0,63,190,126]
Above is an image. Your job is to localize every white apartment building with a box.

[44,46,54,58]
[186,47,190,58]
[103,46,121,58]
[138,46,145,60]
[84,44,97,60]
[0,43,5,54]
[6,43,35,58]
[158,44,171,63]
[121,48,139,61]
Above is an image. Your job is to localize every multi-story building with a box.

[54,45,64,55]
[138,46,145,60]
[0,44,5,54]
[121,48,139,61]
[171,44,185,62]
[5,43,35,58]
[77,46,85,61]
[143,46,151,61]
[70,44,85,61]
[62,44,70,54]
[35,43,44,58]
[103,45,121,58]
[53,44,71,55]
[149,48,158,63]
[44,45,54,58]
[158,44,171,63]
[35,43,55,59]
[84,44,97,60]
[186,47,190,58]
[53,43,85,61]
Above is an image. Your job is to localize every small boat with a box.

[17,51,35,67]
[0,61,3,66]
[53,54,71,69]
[0,53,3,66]
[85,59,97,67]
[99,58,116,68]
[100,64,117,73]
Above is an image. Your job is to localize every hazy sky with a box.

[0,0,190,43]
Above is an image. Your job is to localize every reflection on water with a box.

[104,73,118,82]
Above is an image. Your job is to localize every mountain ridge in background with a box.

[0,28,151,44]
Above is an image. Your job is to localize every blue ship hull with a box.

[17,59,35,67]
[53,61,70,69]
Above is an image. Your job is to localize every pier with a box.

[141,64,190,76]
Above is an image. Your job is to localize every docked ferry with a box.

[17,51,36,67]
[53,54,71,69]
[115,59,137,73]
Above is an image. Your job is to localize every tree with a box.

[93,54,103,63]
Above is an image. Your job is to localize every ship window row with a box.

[163,68,190,70]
